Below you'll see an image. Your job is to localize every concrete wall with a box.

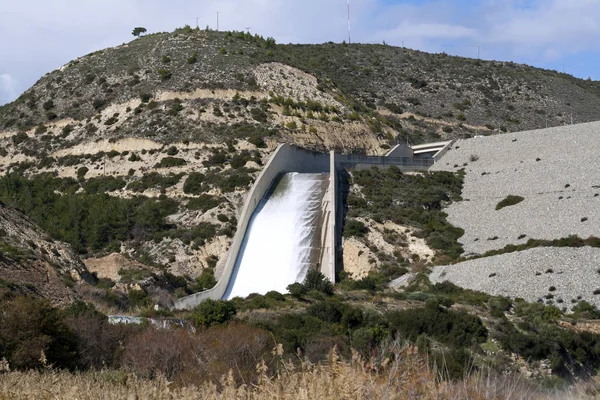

[174,144,332,310]
[317,151,336,282]
[433,140,455,163]
[386,144,414,158]
[336,154,434,171]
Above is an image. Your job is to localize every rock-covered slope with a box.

[431,121,600,255]
[0,201,93,305]
[430,122,600,309]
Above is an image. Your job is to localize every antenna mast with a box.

[347,0,351,44]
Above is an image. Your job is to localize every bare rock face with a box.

[0,201,93,306]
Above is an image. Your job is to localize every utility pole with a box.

[196,17,199,29]
[477,46,480,59]
[217,12,219,31]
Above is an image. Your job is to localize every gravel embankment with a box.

[430,247,600,310]
[430,122,600,255]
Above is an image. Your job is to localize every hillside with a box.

[430,122,600,310]
[0,200,93,306]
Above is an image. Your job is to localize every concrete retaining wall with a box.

[317,151,336,282]
[336,154,434,171]
[386,144,414,158]
[174,144,332,310]
[433,140,455,162]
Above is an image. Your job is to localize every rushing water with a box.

[223,173,329,299]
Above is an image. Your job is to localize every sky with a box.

[2,0,600,106]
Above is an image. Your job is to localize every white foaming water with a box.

[224,173,328,299]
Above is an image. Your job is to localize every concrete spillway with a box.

[223,173,329,299]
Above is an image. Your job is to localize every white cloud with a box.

[481,0,600,56]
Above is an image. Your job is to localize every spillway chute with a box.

[223,172,329,299]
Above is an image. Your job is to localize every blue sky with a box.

[1,0,600,106]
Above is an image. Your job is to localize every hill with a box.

[1,26,600,307]
[2,26,600,389]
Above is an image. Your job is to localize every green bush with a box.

[286,282,307,298]
[189,300,236,328]
[189,268,217,293]
[77,166,89,179]
[157,69,172,80]
[127,172,183,193]
[387,299,487,348]
[155,157,186,168]
[343,219,368,237]
[187,51,198,64]
[496,195,524,210]
[83,176,126,194]
[248,134,266,148]
[183,173,205,195]
[303,270,334,295]
[186,195,223,212]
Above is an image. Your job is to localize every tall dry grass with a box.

[1,343,599,399]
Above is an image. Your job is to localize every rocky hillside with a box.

[1,26,600,309]
[0,201,93,306]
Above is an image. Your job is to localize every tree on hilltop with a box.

[132,27,147,37]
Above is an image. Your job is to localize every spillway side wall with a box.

[318,151,337,283]
[174,144,331,310]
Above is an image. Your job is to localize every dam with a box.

[224,173,329,299]
[173,142,449,310]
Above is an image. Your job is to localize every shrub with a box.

[287,282,307,298]
[155,157,186,168]
[0,295,79,370]
[387,299,487,348]
[265,291,285,302]
[303,270,334,295]
[76,166,89,179]
[157,69,172,81]
[186,195,223,213]
[189,268,217,293]
[83,176,127,194]
[248,134,266,148]
[496,195,524,210]
[188,300,236,328]
[343,219,369,237]
[187,51,198,64]
[250,107,268,123]
[12,132,28,145]
[183,173,205,194]
[166,146,178,156]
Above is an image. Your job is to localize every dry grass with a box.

[1,344,600,399]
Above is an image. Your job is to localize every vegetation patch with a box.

[347,166,464,261]
[495,195,524,210]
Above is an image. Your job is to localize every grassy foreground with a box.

[1,345,599,400]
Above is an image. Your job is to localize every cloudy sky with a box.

[2,0,600,105]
